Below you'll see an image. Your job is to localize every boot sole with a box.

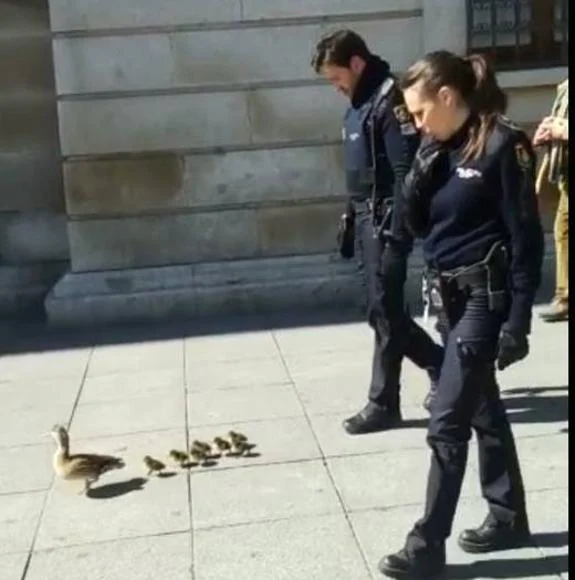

[342,416,403,435]
[458,535,532,554]
[379,563,446,579]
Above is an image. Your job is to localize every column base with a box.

[0,262,67,318]
[45,253,364,326]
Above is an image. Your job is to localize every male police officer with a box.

[311,29,444,434]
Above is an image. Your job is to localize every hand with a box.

[532,121,551,147]
[406,139,444,193]
[496,330,529,371]
[544,116,568,141]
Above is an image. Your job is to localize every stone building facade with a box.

[0,0,567,324]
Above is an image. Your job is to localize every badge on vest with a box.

[514,143,531,171]
[456,167,482,179]
[393,105,417,135]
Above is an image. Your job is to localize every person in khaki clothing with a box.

[533,78,569,322]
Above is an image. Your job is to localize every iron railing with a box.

[467,0,568,70]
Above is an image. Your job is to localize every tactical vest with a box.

[342,77,395,200]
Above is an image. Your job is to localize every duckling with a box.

[228,431,248,445]
[143,455,166,476]
[189,447,209,466]
[236,441,257,457]
[168,449,189,468]
[191,440,212,456]
[213,436,232,456]
[49,424,124,494]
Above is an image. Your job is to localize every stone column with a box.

[0,1,68,316]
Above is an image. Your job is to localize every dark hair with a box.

[311,29,371,73]
[399,50,508,161]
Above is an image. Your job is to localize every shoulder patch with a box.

[514,142,531,170]
[393,104,410,124]
[393,104,417,135]
[497,115,521,132]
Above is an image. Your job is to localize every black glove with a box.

[404,138,444,196]
[402,139,445,238]
[496,329,529,371]
[337,212,355,259]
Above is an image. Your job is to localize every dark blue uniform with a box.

[385,115,544,573]
[341,56,443,433]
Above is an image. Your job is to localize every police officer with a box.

[311,29,443,435]
[378,51,544,578]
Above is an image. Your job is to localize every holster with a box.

[372,197,394,240]
[337,214,355,259]
[425,241,511,314]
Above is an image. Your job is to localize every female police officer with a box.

[378,51,544,578]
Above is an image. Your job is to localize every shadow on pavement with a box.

[448,553,568,579]
[86,477,148,499]
[503,386,568,425]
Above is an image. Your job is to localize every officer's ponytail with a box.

[462,53,508,161]
[400,51,507,162]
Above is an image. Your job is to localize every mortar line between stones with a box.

[270,331,376,580]
[182,337,195,580]
[20,345,95,580]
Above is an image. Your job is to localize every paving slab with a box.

[188,416,322,470]
[194,514,371,580]
[0,377,81,413]
[309,406,430,457]
[80,367,184,404]
[185,330,280,362]
[0,552,29,580]
[282,349,372,384]
[35,429,190,550]
[87,339,183,377]
[527,488,569,578]
[2,404,76,448]
[273,322,372,356]
[327,447,481,513]
[504,388,569,439]
[186,356,291,391]
[71,390,186,438]
[187,384,303,427]
[0,491,46,555]
[349,500,565,580]
[0,443,53,494]
[27,532,192,580]
[294,377,374,416]
[0,347,91,382]
[516,434,568,492]
[190,460,342,529]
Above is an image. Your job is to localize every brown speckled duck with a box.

[50,424,125,494]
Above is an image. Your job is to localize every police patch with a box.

[514,142,531,170]
[393,105,417,135]
[393,105,410,124]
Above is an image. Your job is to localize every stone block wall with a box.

[0,0,67,314]
[49,0,424,272]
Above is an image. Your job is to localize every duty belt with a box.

[422,241,509,321]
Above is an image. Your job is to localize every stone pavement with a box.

[0,306,568,580]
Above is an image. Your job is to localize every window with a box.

[467,0,568,70]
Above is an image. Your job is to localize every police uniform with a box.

[340,55,444,435]
[380,115,544,578]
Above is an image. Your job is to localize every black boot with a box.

[458,515,531,553]
[342,401,402,435]
[379,547,446,579]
